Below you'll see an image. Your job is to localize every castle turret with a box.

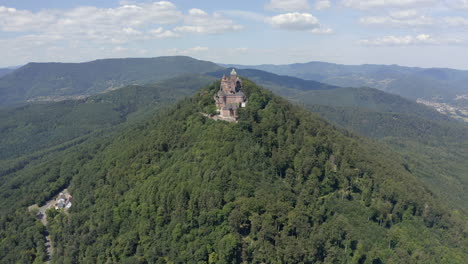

[213,70,247,121]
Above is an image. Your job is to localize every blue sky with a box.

[1,0,468,69]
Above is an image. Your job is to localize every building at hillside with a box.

[55,191,73,210]
[214,69,247,121]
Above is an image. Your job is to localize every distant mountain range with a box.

[0,68,14,78]
[0,56,222,107]
[2,57,467,121]
[225,61,468,103]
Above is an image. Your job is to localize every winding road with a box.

[29,188,71,263]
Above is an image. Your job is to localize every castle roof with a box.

[231,68,237,75]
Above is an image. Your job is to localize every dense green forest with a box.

[288,87,452,122]
[1,79,465,263]
[306,105,468,211]
[0,75,214,160]
[0,56,221,106]
[234,72,467,212]
[234,76,466,212]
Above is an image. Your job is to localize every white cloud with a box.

[188,8,208,16]
[360,34,432,45]
[150,27,180,38]
[315,0,331,10]
[265,0,311,12]
[0,6,56,32]
[360,14,435,26]
[187,46,209,52]
[311,27,333,34]
[443,16,468,26]
[342,0,436,9]
[0,2,243,44]
[268,12,320,30]
[0,2,183,44]
[167,46,209,55]
[0,2,246,66]
[174,9,243,34]
[360,12,468,28]
[447,0,468,10]
[360,34,464,46]
[230,47,249,53]
[113,46,128,53]
[389,9,419,19]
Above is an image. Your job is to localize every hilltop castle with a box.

[214,69,247,121]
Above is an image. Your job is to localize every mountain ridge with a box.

[225,61,468,103]
[0,56,222,107]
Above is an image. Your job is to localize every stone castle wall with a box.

[214,70,247,121]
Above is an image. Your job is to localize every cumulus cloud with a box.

[167,46,209,55]
[360,11,468,28]
[149,27,180,38]
[0,6,56,32]
[174,9,243,34]
[230,47,249,53]
[0,1,243,44]
[315,0,331,10]
[311,27,333,34]
[447,0,468,10]
[0,2,247,66]
[113,46,128,53]
[268,12,320,30]
[360,34,433,45]
[389,9,419,19]
[360,34,464,46]
[443,16,468,26]
[342,0,436,9]
[0,1,183,44]
[360,14,435,26]
[265,0,310,12]
[267,12,333,34]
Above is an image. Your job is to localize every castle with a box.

[214,69,247,121]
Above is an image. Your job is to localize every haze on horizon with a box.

[1,0,468,69]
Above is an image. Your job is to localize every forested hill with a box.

[0,56,222,106]
[289,87,452,122]
[0,74,215,161]
[1,79,464,263]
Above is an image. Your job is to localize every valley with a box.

[417,98,468,122]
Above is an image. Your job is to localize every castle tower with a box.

[213,69,247,121]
